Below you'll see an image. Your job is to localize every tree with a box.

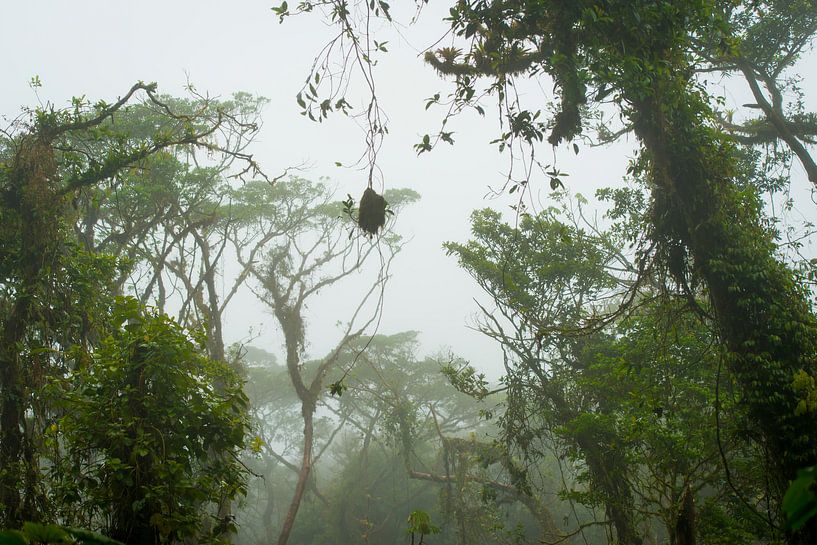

[245,331,549,545]
[51,297,248,545]
[235,334,449,545]
[445,200,770,544]
[73,93,278,539]
[237,178,418,545]
[702,1,817,185]
[284,2,817,541]
[445,203,642,544]
[237,348,338,545]
[0,82,263,526]
[334,332,558,545]
[73,92,269,362]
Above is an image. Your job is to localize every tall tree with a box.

[283,2,817,540]
[0,82,263,526]
[73,92,269,361]
[237,179,417,545]
[445,201,758,544]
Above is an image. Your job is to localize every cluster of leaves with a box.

[49,297,249,543]
[0,523,121,545]
[407,510,441,545]
[0,84,259,541]
[784,466,817,531]
[444,196,766,542]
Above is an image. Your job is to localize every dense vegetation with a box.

[1,1,817,545]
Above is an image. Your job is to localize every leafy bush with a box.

[50,297,249,544]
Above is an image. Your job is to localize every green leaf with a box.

[22,523,70,545]
[64,528,123,545]
[784,465,817,530]
[328,380,348,397]
[407,510,441,536]
[0,530,29,545]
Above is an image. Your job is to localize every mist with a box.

[1,1,817,545]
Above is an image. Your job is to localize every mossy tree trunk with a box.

[423,1,817,540]
[593,4,817,541]
[0,137,61,526]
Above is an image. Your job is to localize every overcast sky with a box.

[2,1,815,376]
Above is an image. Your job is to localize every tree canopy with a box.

[2,2,817,545]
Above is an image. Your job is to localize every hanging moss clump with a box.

[358,186,387,236]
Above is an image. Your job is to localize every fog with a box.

[0,0,646,376]
[5,2,814,372]
[3,2,817,545]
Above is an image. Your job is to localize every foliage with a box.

[51,297,249,544]
[235,331,546,545]
[407,510,441,545]
[0,82,264,527]
[71,92,269,368]
[784,466,817,531]
[445,199,764,543]
[288,0,817,539]
[328,333,546,544]
[0,523,122,545]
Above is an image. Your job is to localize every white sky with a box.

[2,1,815,377]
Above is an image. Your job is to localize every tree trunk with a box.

[0,138,59,526]
[580,438,641,545]
[628,74,817,543]
[276,403,314,545]
[198,240,234,536]
[0,311,26,526]
[263,457,278,544]
[544,376,641,545]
